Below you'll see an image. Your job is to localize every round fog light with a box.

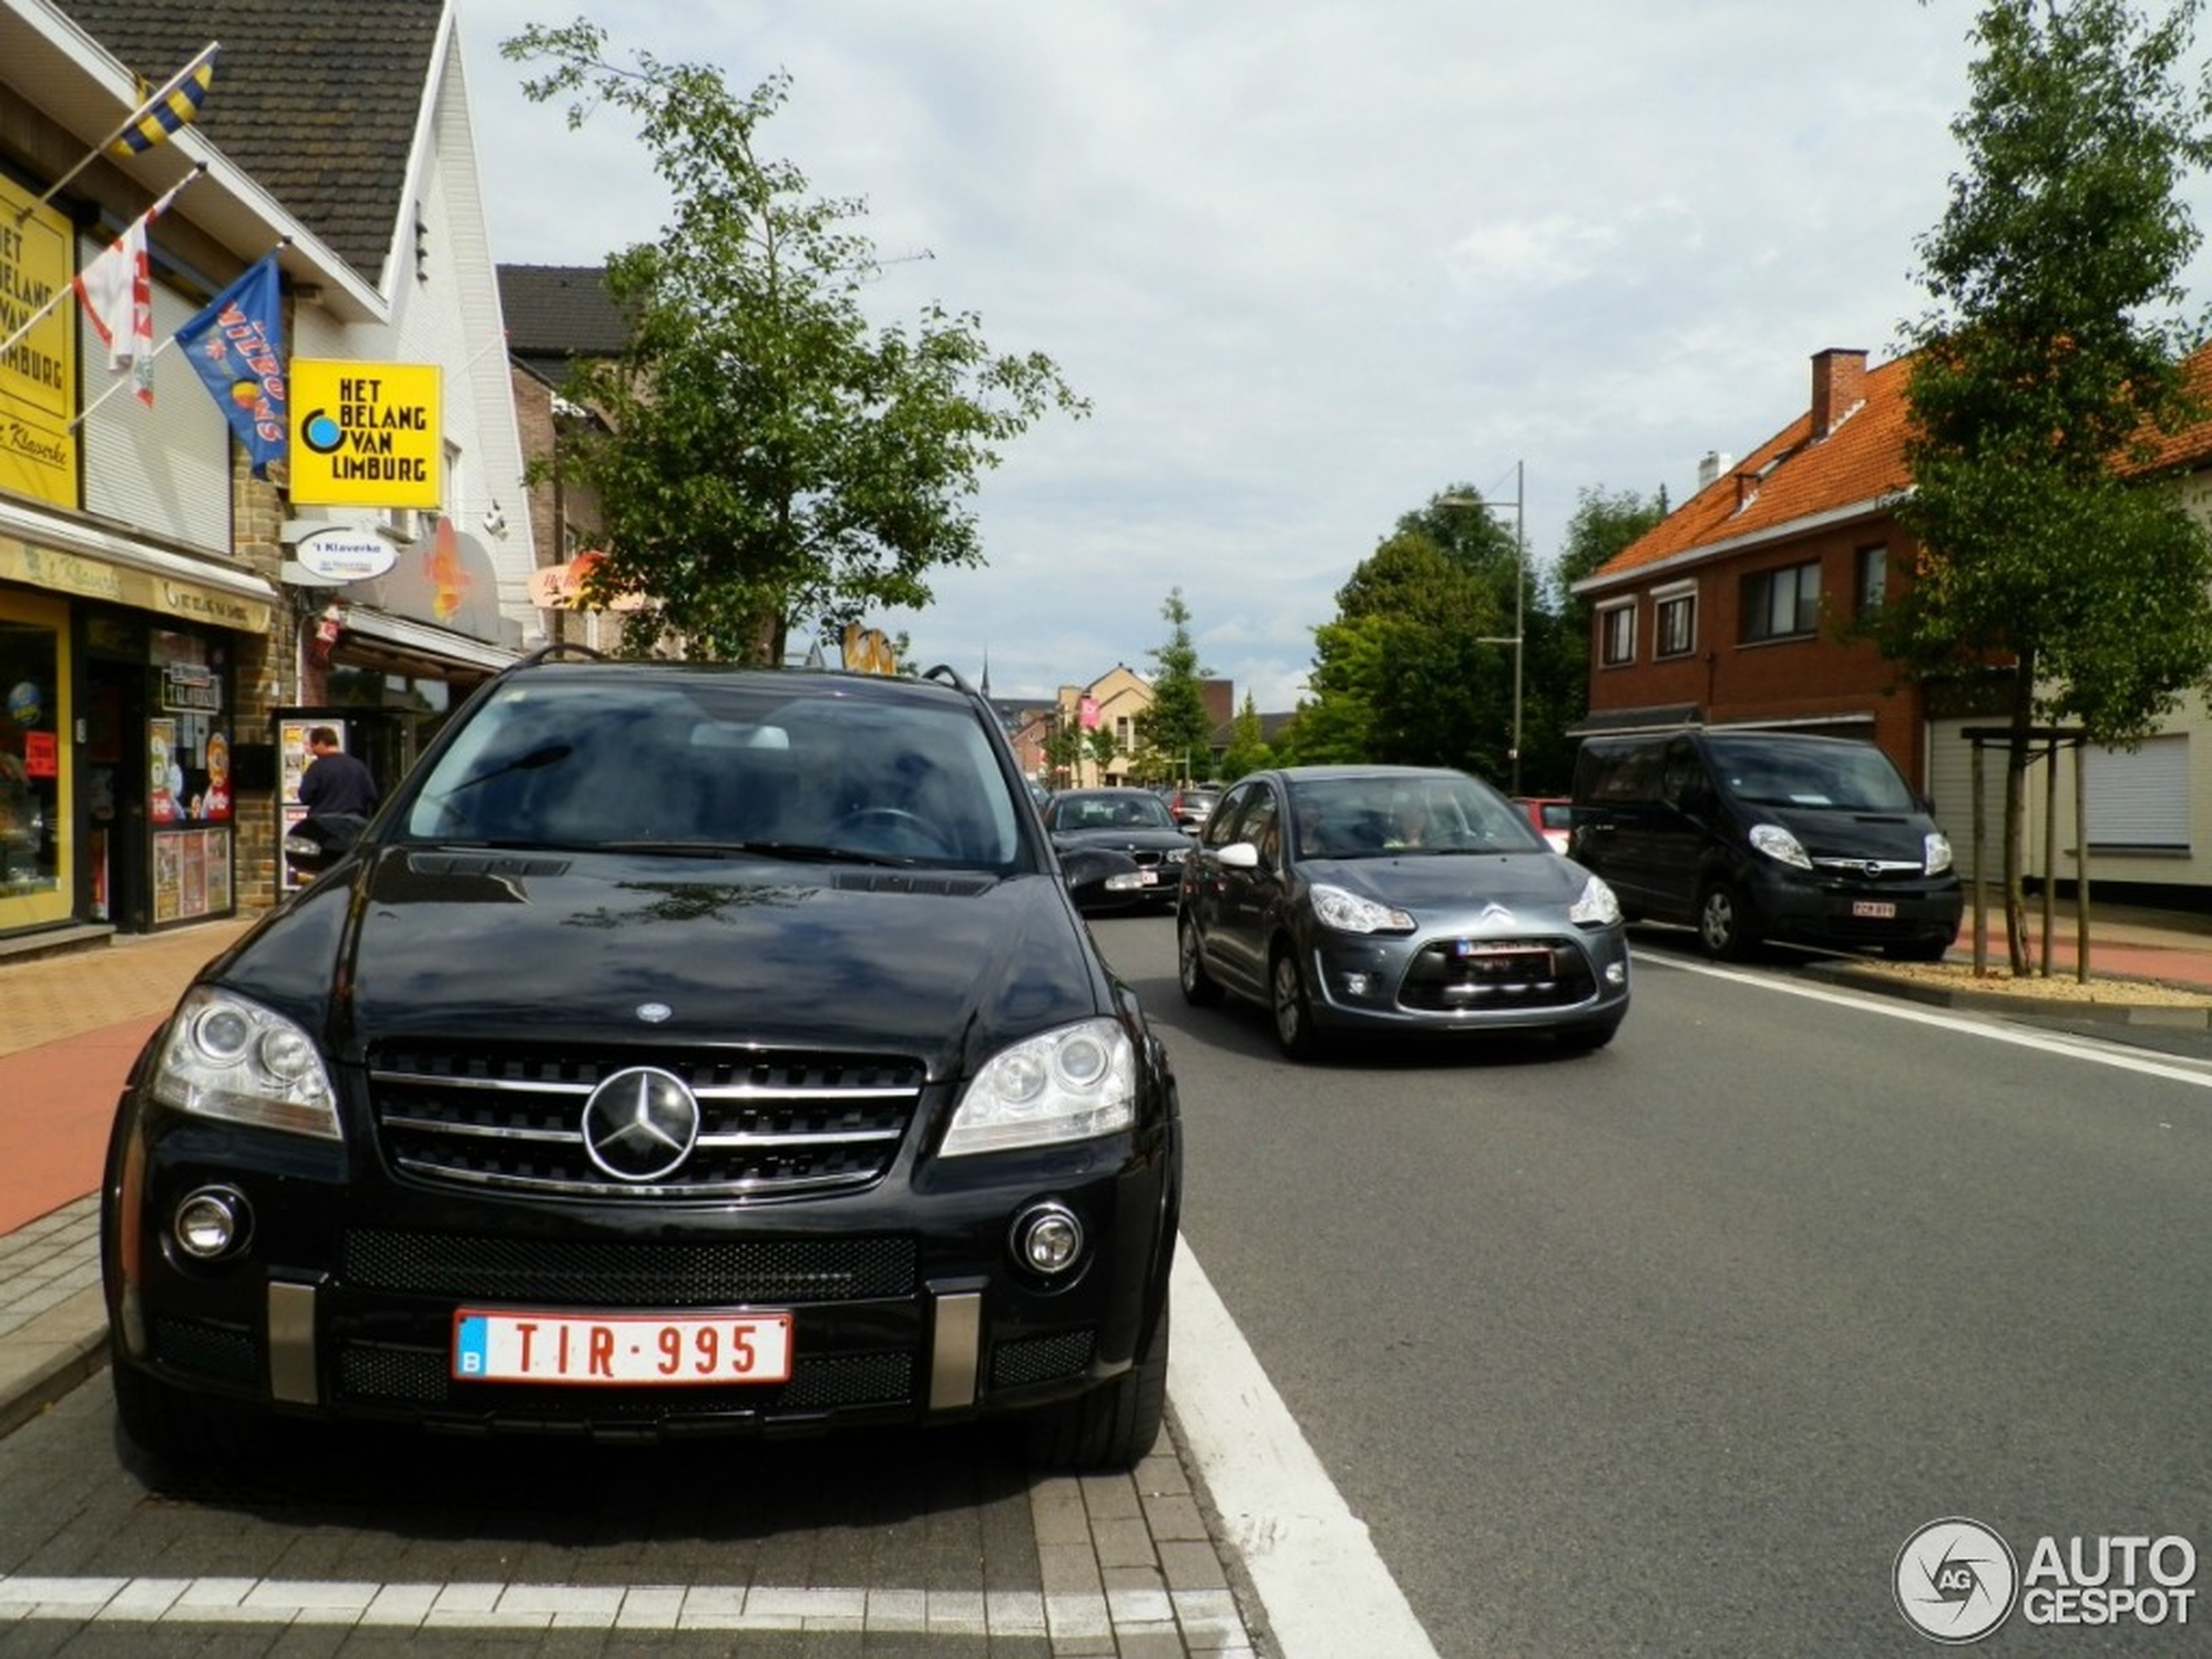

[173,1187,249,1259]
[1010,1202,1085,1277]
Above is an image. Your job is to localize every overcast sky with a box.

[455,1,2002,709]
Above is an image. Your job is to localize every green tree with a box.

[1042,720,1083,790]
[1302,530,1508,776]
[504,21,1089,663]
[1132,590,1216,782]
[1084,723,1122,784]
[1885,0,2212,971]
[1217,693,1274,782]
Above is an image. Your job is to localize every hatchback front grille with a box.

[1398,935,1597,1012]
[366,1042,925,1200]
[342,1230,919,1305]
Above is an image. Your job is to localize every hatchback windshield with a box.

[1286,774,1544,857]
[404,678,1022,866]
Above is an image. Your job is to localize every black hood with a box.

[219,848,1111,1079]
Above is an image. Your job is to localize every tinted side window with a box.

[1203,781,1264,849]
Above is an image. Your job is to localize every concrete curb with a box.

[0,1285,108,1442]
[1802,961,2212,1027]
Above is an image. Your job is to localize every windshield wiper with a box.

[445,744,574,793]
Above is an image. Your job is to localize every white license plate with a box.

[453,1309,793,1386]
[1851,900,1898,919]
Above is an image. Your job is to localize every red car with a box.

[1513,796,1573,853]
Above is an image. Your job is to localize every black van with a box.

[1568,729,1962,961]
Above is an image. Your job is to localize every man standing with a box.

[299,726,379,819]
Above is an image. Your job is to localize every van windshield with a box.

[1706,738,1918,813]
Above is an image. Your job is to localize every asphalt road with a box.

[1087,914,2212,1657]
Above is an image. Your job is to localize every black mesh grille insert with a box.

[336,1341,914,1415]
[342,1231,918,1305]
[364,1041,925,1200]
[150,1316,259,1386]
[990,1330,1096,1390]
[1397,935,1598,1012]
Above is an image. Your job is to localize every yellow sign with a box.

[289,359,442,507]
[0,176,78,509]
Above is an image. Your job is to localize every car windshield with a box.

[1052,793,1180,831]
[401,678,1023,867]
[1707,738,1918,812]
[1286,775,1543,857]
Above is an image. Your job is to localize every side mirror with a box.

[284,812,368,877]
[1058,844,1147,908]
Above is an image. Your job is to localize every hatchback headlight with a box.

[1569,875,1622,927]
[1925,830,1953,875]
[148,987,341,1141]
[1309,882,1416,934]
[942,1018,1136,1156]
[1749,822,1811,869]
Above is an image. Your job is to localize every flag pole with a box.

[68,333,179,429]
[14,43,220,226]
[0,166,206,362]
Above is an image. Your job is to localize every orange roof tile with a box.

[1592,341,2212,590]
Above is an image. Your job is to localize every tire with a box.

[1177,914,1224,1006]
[1026,1293,1170,1472]
[1270,944,1325,1061]
[1696,882,1757,961]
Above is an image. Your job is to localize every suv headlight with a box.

[1925,830,1954,875]
[1309,881,1416,934]
[1749,822,1811,869]
[942,1018,1136,1156]
[148,987,341,1141]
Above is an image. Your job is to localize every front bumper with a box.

[1745,866,1964,949]
[105,1096,1177,1441]
[1302,924,1632,1036]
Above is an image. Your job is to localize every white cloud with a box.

[454,0,2209,715]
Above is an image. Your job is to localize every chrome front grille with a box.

[366,1042,925,1199]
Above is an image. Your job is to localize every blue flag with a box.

[175,253,286,480]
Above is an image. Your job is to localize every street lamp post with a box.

[1441,461,1526,794]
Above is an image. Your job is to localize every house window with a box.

[1654,584,1696,659]
[1598,602,1635,666]
[1856,545,1887,617]
[1741,561,1820,643]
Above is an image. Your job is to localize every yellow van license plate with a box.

[453,1309,793,1386]
[1851,900,1898,919]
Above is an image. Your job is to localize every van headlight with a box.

[942,1018,1136,1156]
[1925,831,1953,875]
[1749,823,1811,870]
[149,987,341,1141]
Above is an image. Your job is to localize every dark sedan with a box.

[1042,788,1193,912]
[1176,765,1631,1060]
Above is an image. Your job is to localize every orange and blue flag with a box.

[110,44,219,157]
[175,253,286,479]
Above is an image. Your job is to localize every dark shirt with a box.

[299,749,379,818]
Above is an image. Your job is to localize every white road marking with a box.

[1168,1236,1441,1659]
[1646,950,2212,1088]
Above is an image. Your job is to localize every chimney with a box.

[1811,347,1868,439]
[1696,450,1732,491]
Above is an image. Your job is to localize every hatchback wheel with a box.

[1270,944,1325,1061]
[1177,915,1223,1005]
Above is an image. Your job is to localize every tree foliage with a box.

[1887,0,2212,967]
[502,21,1089,663]
[1132,590,1217,781]
[1217,693,1275,782]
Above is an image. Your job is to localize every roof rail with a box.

[510,643,608,669]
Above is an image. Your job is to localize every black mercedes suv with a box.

[101,651,1182,1470]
